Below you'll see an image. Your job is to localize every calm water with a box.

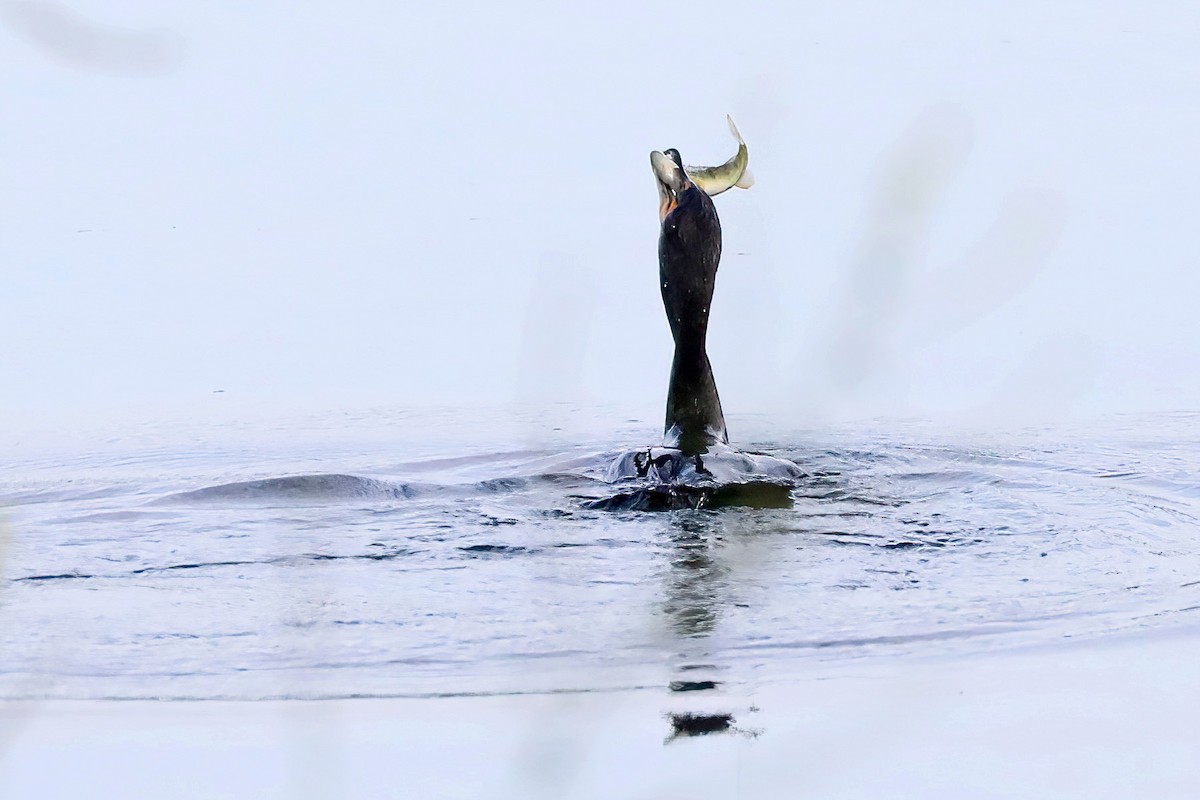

[3,407,1199,700]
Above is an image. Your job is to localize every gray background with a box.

[5,1,1198,432]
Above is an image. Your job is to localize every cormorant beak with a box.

[651,150,689,223]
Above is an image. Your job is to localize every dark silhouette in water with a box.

[586,143,805,511]
[653,148,728,455]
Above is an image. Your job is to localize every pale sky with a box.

[4,1,1199,434]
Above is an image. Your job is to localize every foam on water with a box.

[2,409,1199,700]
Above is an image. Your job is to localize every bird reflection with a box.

[658,512,756,741]
[661,516,727,639]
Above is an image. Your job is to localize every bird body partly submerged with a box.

[652,148,728,455]
[591,117,803,511]
[592,444,805,510]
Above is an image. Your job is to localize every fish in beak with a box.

[683,115,754,197]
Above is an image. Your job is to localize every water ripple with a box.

[3,413,1200,700]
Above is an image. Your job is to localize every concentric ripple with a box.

[2,411,1199,700]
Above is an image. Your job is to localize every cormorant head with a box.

[651,148,693,223]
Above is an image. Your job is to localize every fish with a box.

[683,115,755,197]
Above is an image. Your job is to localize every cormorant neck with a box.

[657,185,727,454]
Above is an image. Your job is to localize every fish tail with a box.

[726,114,745,145]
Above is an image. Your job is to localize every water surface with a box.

[3,407,1199,701]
